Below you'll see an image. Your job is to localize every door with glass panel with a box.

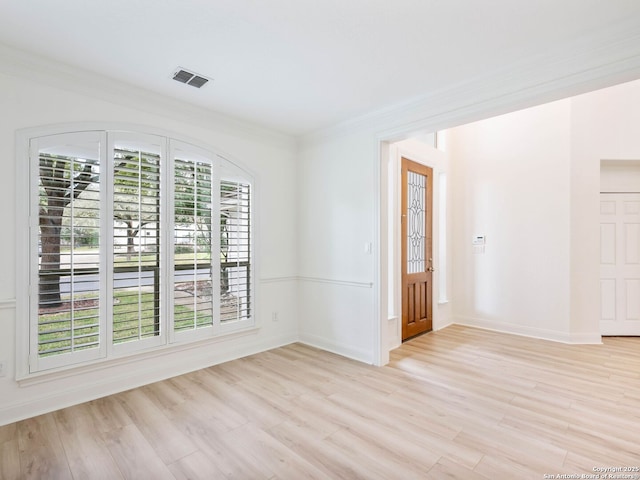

[401,157,433,340]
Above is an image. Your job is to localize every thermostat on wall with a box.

[472,234,486,245]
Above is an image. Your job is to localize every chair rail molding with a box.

[0,298,16,310]
[298,276,373,289]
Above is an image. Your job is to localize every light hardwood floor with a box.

[1,325,640,479]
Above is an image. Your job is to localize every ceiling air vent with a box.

[172,68,211,88]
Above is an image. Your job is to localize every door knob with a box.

[427,266,435,272]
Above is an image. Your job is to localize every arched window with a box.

[17,127,254,375]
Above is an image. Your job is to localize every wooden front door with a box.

[401,158,433,341]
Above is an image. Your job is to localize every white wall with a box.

[448,100,574,340]
[569,80,640,338]
[297,130,377,362]
[445,79,640,343]
[296,64,640,365]
[296,131,456,365]
[0,66,299,425]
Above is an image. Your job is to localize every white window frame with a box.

[15,124,256,380]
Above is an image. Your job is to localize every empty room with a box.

[1,1,640,479]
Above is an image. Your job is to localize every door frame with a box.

[379,137,452,357]
[600,160,640,335]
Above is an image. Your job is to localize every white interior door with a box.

[600,193,640,335]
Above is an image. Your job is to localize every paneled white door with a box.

[600,193,640,335]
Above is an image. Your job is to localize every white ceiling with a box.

[1,0,640,135]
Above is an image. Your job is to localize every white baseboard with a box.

[567,331,603,344]
[434,319,454,331]
[388,316,401,350]
[298,333,373,365]
[453,315,602,344]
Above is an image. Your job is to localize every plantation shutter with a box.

[220,178,252,324]
[110,134,167,352]
[171,141,218,339]
[23,128,255,375]
[31,132,107,371]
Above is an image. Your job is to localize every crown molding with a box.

[301,20,640,146]
[5,18,640,152]
[0,43,296,150]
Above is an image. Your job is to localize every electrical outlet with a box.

[271,311,279,322]
[0,362,5,378]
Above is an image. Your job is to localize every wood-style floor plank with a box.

[102,424,174,480]
[0,439,21,480]
[425,456,490,480]
[85,395,133,435]
[267,420,388,480]
[0,423,17,445]
[224,422,331,480]
[1,325,639,479]
[166,450,227,480]
[0,423,20,480]
[53,405,123,480]
[16,414,72,480]
[115,388,198,465]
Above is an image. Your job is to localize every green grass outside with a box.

[38,290,212,356]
